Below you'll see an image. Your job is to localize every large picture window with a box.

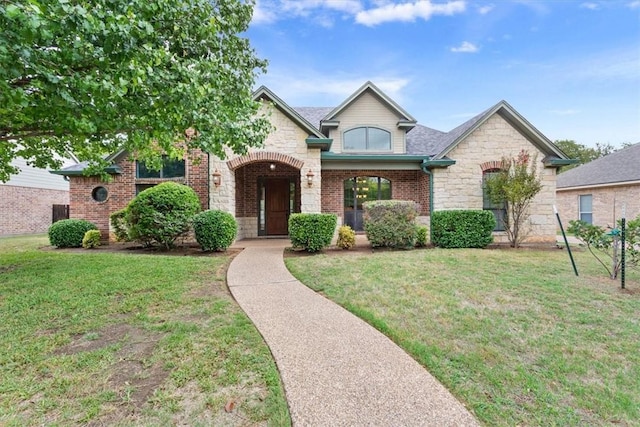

[136,156,185,179]
[483,170,506,232]
[343,127,391,151]
[344,176,391,231]
[579,194,592,224]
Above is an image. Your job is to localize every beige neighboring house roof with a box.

[557,142,640,189]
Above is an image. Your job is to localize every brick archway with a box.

[227,152,304,171]
[480,160,504,172]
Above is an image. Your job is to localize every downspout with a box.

[420,158,433,221]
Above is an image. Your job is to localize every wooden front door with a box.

[266,179,290,235]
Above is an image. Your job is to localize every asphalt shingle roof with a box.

[557,142,640,188]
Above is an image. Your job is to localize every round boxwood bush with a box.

[193,210,237,251]
[126,182,201,249]
[48,219,98,248]
[82,229,102,249]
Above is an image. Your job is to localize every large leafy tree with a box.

[554,140,620,172]
[0,0,271,181]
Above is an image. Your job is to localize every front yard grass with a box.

[0,235,290,426]
[286,247,640,426]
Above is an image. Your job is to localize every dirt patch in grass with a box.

[55,323,169,424]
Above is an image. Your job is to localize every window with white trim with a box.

[579,194,592,224]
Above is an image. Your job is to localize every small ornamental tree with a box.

[484,150,543,248]
[568,217,640,279]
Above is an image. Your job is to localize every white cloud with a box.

[451,41,479,53]
[256,72,410,105]
[281,0,363,15]
[478,4,494,14]
[251,0,363,25]
[355,0,466,26]
[580,2,600,10]
[628,1,640,8]
[252,1,278,24]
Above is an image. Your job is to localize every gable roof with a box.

[429,100,568,161]
[319,81,417,132]
[557,142,640,189]
[252,86,325,139]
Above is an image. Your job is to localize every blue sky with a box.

[246,0,640,148]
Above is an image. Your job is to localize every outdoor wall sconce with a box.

[212,169,222,187]
[270,163,276,171]
[306,169,315,187]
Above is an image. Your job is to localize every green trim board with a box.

[321,153,429,162]
[305,138,333,151]
[544,158,578,167]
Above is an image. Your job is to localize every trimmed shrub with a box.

[336,225,356,250]
[109,209,130,242]
[82,230,102,249]
[363,200,418,249]
[48,219,98,248]
[193,210,237,251]
[431,210,496,248]
[126,182,201,250]
[289,213,337,253]
[416,225,428,247]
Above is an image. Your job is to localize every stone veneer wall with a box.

[69,150,209,241]
[556,183,640,228]
[0,185,69,235]
[210,102,322,240]
[321,169,430,226]
[431,114,558,243]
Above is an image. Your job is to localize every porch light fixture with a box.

[270,163,276,171]
[212,169,222,187]
[306,169,315,187]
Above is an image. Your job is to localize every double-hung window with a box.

[579,194,592,224]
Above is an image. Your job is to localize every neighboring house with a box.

[556,142,640,228]
[1,155,78,236]
[53,81,571,243]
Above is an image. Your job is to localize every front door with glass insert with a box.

[343,176,391,231]
[260,178,294,235]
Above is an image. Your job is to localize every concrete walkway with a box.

[227,239,479,426]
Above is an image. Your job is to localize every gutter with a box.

[420,157,456,239]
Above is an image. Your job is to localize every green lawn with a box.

[286,246,640,426]
[0,235,290,426]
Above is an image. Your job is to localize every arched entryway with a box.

[230,153,303,237]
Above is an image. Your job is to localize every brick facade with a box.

[556,183,640,228]
[235,162,301,217]
[69,150,208,241]
[321,169,430,220]
[0,185,69,235]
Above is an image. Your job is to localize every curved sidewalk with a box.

[227,239,478,426]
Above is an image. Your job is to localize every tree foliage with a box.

[0,0,271,181]
[568,217,640,279]
[484,150,543,248]
[554,140,624,172]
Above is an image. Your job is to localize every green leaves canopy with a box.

[0,0,271,181]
